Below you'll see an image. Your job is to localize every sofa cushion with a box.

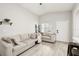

[13,41,35,55]
[20,34,29,41]
[22,39,37,44]
[42,33,51,36]
[42,36,50,39]
[13,42,26,53]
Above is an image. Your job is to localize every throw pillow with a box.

[10,38,18,46]
[2,37,12,43]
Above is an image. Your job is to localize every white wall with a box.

[73,4,79,37]
[0,4,38,37]
[73,11,79,37]
[72,4,79,43]
[39,11,72,42]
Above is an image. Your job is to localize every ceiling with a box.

[19,3,75,16]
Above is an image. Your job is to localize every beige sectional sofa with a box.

[0,33,41,56]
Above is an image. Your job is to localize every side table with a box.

[67,42,79,56]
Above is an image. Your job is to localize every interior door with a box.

[56,21,69,42]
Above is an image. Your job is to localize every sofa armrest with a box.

[0,40,13,56]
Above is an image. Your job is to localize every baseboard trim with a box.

[42,40,56,44]
[42,40,69,44]
[56,40,69,44]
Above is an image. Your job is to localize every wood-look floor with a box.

[20,42,68,56]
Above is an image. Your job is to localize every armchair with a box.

[41,32,56,43]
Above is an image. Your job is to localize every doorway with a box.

[56,21,69,42]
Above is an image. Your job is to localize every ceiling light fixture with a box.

[40,3,42,5]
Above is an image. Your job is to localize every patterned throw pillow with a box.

[2,37,12,43]
[10,39,18,46]
[30,33,37,39]
[2,37,18,46]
